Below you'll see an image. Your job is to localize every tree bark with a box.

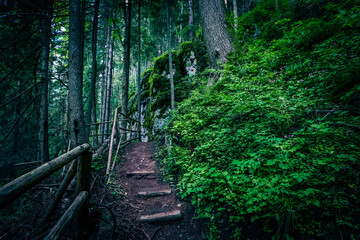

[166,0,175,109]
[179,0,184,44]
[69,0,86,148]
[137,0,141,141]
[100,21,111,143]
[39,1,53,164]
[188,0,194,41]
[233,0,238,29]
[121,0,132,138]
[86,0,100,140]
[105,36,114,136]
[198,0,234,67]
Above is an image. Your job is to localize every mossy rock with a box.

[177,41,207,74]
[137,42,208,132]
[152,50,181,75]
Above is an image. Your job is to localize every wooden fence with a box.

[0,143,92,240]
[0,110,141,239]
[106,108,141,175]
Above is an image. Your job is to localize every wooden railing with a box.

[0,143,92,240]
[106,108,140,175]
[85,108,140,176]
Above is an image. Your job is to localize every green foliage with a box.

[164,1,360,239]
[92,155,105,171]
[177,41,208,72]
[138,41,207,136]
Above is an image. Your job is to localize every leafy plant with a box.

[161,1,360,239]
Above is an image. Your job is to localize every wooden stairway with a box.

[121,142,182,223]
[117,142,204,240]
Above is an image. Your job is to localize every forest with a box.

[0,0,360,239]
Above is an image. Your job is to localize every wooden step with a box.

[126,170,155,177]
[139,209,181,223]
[137,187,171,197]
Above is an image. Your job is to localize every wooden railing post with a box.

[107,108,118,175]
[74,149,92,239]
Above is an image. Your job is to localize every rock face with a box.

[137,41,207,139]
[185,51,197,77]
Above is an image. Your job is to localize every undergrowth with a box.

[161,1,360,239]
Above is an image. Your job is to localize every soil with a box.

[114,142,206,240]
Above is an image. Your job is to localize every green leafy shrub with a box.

[163,1,360,239]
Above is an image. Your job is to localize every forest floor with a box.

[113,142,206,240]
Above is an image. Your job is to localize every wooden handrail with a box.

[38,160,77,227]
[89,133,111,137]
[118,112,139,122]
[44,191,88,240]
[85,121,111,126]
[0,143,90,209]
[118,125,140,133]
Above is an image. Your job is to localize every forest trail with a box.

[115,142,205,240]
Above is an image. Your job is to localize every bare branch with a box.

[0,13,40,19]
[0,82,41,108]
[1,28,40,50]
[0,94,40,144]
[0,46,41,84]
[331,122,360,131]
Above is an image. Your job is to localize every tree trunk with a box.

[39,1,53,164]
[121,0,132,138]
[11,80,22,174]
[137,0,141,142]
[80,0,86,75]
[69,1,89,236]
[188,0,194,41]
[198,0,234,67]
[233,0,238,29]
[100,22,111,143]
[86,0,100,140]
[105,35,114,136]
[179,0,183,44]
[166,0,175,109]
[68,0,86,148]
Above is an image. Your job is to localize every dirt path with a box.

[115,142,205,240]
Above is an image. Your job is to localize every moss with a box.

[152,50,180,75]
[177,41,208,74]
[137,42,208,133]
[177,41,194,60]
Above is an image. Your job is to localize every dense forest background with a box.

[1,0,360,239]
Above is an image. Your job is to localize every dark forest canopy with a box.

[0,0,360,239]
